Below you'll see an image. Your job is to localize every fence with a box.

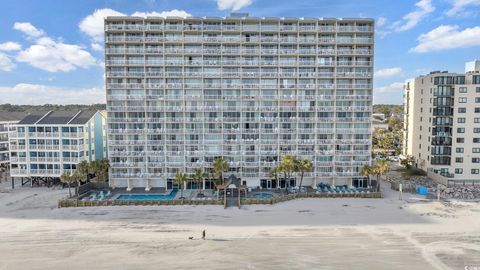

[58,198,222,208]
[242,192,382,205]
[59,192,381,208]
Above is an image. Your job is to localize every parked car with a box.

[388,156,400,162]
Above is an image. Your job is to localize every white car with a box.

[389,156,400,162]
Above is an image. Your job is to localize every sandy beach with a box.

[0,180,479,270]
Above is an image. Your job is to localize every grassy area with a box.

[396,167,427,177]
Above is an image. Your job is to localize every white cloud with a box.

[131,9,191,18]
[374,82,404,93]
[391,0,434,32]
[13,22,45,38]
[0,83,105,105]
[375,67,402,78]
[15,23,97,72]
[79,8,126,42]
[13,22,99,72]
[91,43,103,51]
[0,42,21,51]
[410,24,480,53]
[377,17,387,27]
[446,0,480,16]
[217,0,253,11]
[0,54,16,71]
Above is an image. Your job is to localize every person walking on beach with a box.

[202,229,206,240]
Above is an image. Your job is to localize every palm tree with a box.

[269,166,280,188]
[374,160,390,192]
[279,154,296,188]
[296,158,312,188]
[174,171,187,198]
[60,172,75,198]
[213,157,229,185]
[90,159,110,182]
[360,164,373,188]
[70,170,84,196]
[77,160,90,182]
[192,168,208,193]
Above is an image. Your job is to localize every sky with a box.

[0,0,479,105]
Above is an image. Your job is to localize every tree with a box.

[295,158,312,188]
[60,172,75,198]
[89,159,110,182]
[0,163,8,183]
[400,155,415,169]
[374,160,390,192]
[212,157,229,185]
[192,168,208,193]
[279,154,296,188]
[360,164,373,188]
[378,133,394,156]
[70,170,84,196]
[77,160,90,182]
[387,116,403,132]
[174,171,187,199]
[269,166,280,188]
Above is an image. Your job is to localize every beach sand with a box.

[0,180,479,270]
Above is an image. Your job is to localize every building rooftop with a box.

[105,14,374,22]
[18,110,97,125]
[0,112,28,122]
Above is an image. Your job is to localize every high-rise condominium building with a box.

[403,60,480,185]
[105,14,374,190]
[9,111,108,182]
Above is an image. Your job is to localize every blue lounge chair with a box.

[106,190,112,197]
[89,193,97,201]
[98,191,105,201]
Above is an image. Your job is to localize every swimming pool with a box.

[253,193,273,199]
[116,189,178,201]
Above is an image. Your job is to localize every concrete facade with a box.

[105,14,374,190]
[403,61,480,185]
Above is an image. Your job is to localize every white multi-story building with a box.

[0,112,26,166]
[105,14,374,190]
[9,110,108,182]
[403,60,480,185]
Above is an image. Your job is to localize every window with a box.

[455,168,463,174]
[474,138,480,143]
[476,87,480,93]
[456,157,463,163]
[477,97,480,103]
[475,128,480,133]
[457,138,464,143]
[456,147,464,153]
[474,76,480,84]
[457,128,465,133]
[459,97,467,103]
[476,108,480,113]
[473,148,480,153]
[459,87,467,93]
[457,117,466,123]
[458,107,466,113]
[472,158,480,163]
[475,118,480,123]
[472,169,479,175]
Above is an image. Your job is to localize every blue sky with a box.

[0,0,479,104]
